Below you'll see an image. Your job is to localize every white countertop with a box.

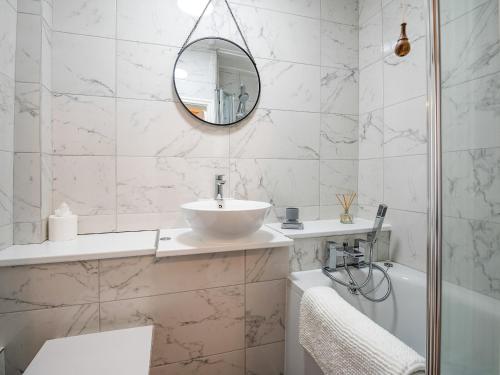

[24,326,153,375]
[157,226,293,257]
[266,218,391,239]
[0,231,158,266]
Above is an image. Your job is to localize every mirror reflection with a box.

[174,38,260,126]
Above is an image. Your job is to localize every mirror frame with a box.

[173,37,261,126]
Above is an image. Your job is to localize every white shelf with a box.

[266,218,391,239]
[157,226,293,257]
[0,231,158,267]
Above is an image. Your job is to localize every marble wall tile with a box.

[117,157,227,214]
[442,72,500,152]
[18,0,39,13]
[245,341,285,375]
[230,159,319,207]
[40,153,52,219]
[39,86,51,154]
[0,0,17,79]
[289,237,324,272]
[53,0,116,37]
[232,5,320,65]
[52,32,115,96]
[14,83,40,153]
[266,205,320,224]
[117,0,196,46]
[384,154,427,213]
[150,350,245,375]
[99,252,244,302]
[231,0,320,19]
[245,247,288,283]
[0,224,13,250]
[359,60,383,114]
[77,214,116,234]
[245,279,285,347]
[358,158,383,206]
[321,0,358,26]
[441,0,500,88]
[383,38,427,107]
[359,109,383,159]
[0,261,98,313]
[320,113,358,160]
[321,21,358,70]
[13,153,40,223]
[40,20,51,90]
[383,96,427,157]
[443,148,500,223]
[382,0,426,57]
[117,99,229,158]
[53,155,116,216]
[15,13,41,83]
[359,10,383,69]
[257,59,320,112]
[100,286,245,366]
[321,66,358,115]
[443,216,500,299]
[116,212,186,232]
[319,159,358,205]
[230,109,320,159]
[13,220,46,245]
[440,0,490,24]
[117,40,177,101]
[0,74,15,152]
[387,208,427,272]
[52,93,116,155]
[0,151,13,227]
[0,303,99,375]
[42,0,53,26]
[359,0,381,24]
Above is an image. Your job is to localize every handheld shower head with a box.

[369,204,388,243]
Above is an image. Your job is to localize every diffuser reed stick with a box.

[336,192,356,224]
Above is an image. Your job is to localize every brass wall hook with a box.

[395,22,411,57]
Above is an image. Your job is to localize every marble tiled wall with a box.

[49,0,359,234]
[440,0,500,300]
[0,0,17,249]
[289,230,390,272]
[0,247,289,375]
[357,0,428,272]
[12,0,53,244]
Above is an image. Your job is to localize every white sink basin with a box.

[181,199,271,240]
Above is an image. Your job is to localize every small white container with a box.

[48,203,78,241]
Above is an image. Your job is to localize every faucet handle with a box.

[215,174,225,181]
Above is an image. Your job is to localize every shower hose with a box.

[322,240,392,303]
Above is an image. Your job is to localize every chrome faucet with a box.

[215,174,226,207]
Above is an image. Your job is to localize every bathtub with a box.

[285,262,500,375]
[285,262,426,375]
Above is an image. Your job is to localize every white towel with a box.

[299,286,426,375]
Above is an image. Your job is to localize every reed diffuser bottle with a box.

[336,192,356,224]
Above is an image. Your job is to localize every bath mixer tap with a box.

[215,175,226,207]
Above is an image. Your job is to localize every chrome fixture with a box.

[215,174,226,207]
[323,204,392,302]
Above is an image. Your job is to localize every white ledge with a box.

[266,218,392,239]
[0,231,158,267]
[157,226,293,257]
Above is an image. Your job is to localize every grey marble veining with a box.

[15,13,41,83]
[245,247,289,283]
[0,261,98,313]
[321,20,358,70]
[14,83,40,153]
[245,279,285,347]
[0,303,99,375]
[246,341,285,375]
[321,66,358,115]
[150,350,245,375]
[100,286,245,366]
[320,113,358,160]
[443,216,500,300]
[99,253,244,302]
[359,109,383,159]
[0,0,16,79]
[0,151,13,228]
[0,74,15,153]
[443,148,500,223]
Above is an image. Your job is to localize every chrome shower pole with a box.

[426,0,442,373]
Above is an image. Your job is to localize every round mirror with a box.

[174,37,261,126]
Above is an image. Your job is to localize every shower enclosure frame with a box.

[426,0,442,373]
